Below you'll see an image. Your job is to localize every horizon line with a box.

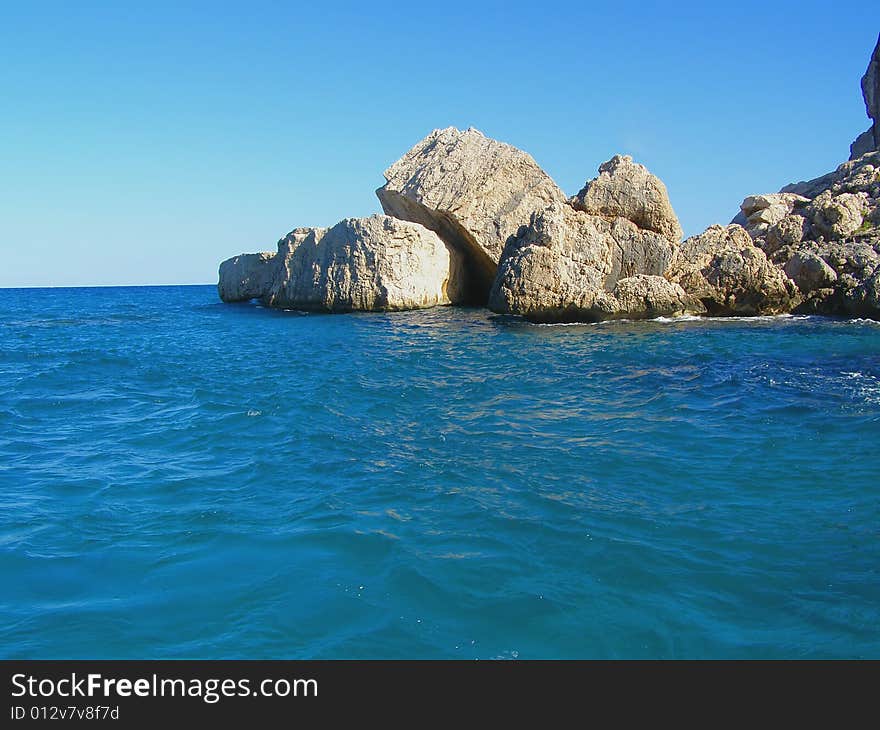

[0,282,216,290]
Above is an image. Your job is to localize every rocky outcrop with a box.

[783,239,880,317]
[218,252,277,303]
[783,250,838,294]
[375,127,566,302]
[781,150,880,200]
[731,34,880,321]
[218,36,880,322]
[218,215,465,312]
[850,33,880,159]
[731,193,810,240]
[488,163,694,324]
[569,155,683,242]
[808,191,870,239]
[611,275,702,320]
[734,147,880,318]
[667,224,798,316]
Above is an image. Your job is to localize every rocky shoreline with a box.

[219,35,880,323]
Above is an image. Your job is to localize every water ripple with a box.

[0,287,878,658]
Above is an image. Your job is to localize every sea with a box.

[1,285,879,658]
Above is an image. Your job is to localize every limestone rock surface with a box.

[217,252,277,303]
[736,147,880,318]
[487,201,689,322]
[667,224,798,316]
[783,250,839,294]
[732,193,810,240]
[807,191,870,239]
[786,238,880,317]
[569,155,683,242]
[218,215,464,312]
[611,275,702,319]
[375,127,566,299]
[782,151,880,200]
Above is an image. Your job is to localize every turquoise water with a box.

[1,285,879,658]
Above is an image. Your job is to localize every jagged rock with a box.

[732,193,809,240]
[754,153,879,255]
[784,251,838,294]
[569,155,683,242]
[782,150,880,199]
[791,238,880,316]
[765,214,810,254]
[217,252,277,303]
[487,201,687,322]
[375,127,566,301]
[850,34,880,159]
[740,193,810,222]
[218,215,465,312]
[806,191,870,239]
[611,275,702,319]
[851,129,876,159]
[736,131,880,318]
[667,224,798,315]
[748,140,880,319]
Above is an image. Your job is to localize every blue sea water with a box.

[1,284,879,659]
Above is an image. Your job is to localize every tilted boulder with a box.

[488,199,694,323]
[375,127,566,300]
[218,215,465,312]
[850,33,880,159]
[570,155,683,242]
[667,224,798,316]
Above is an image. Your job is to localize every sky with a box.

[0,1,877,287]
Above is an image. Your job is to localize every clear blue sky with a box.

[1,1,877,287]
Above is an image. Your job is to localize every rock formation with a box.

[666,224,797,316]
[218,215,465,312]
[721,33,880,320]
[218,252,277,304]
[488,158,696,323]
[731,193,810,241]
[570,155,683,243]
[611,275,699,320]
[733,149,880,317]
[789,241,880,317]
[375,127,566,302]
[218,33,880,322]
[851,33,880,159]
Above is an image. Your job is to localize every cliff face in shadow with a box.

[851,34,880,159]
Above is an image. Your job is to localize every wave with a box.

[530,312,808,326]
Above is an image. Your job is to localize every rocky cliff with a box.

[726,34,880,319]
[851,34,880,159]
[733,151,880,317]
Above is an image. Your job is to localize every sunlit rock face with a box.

[218,215,466,312]
[376,126,567,303]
